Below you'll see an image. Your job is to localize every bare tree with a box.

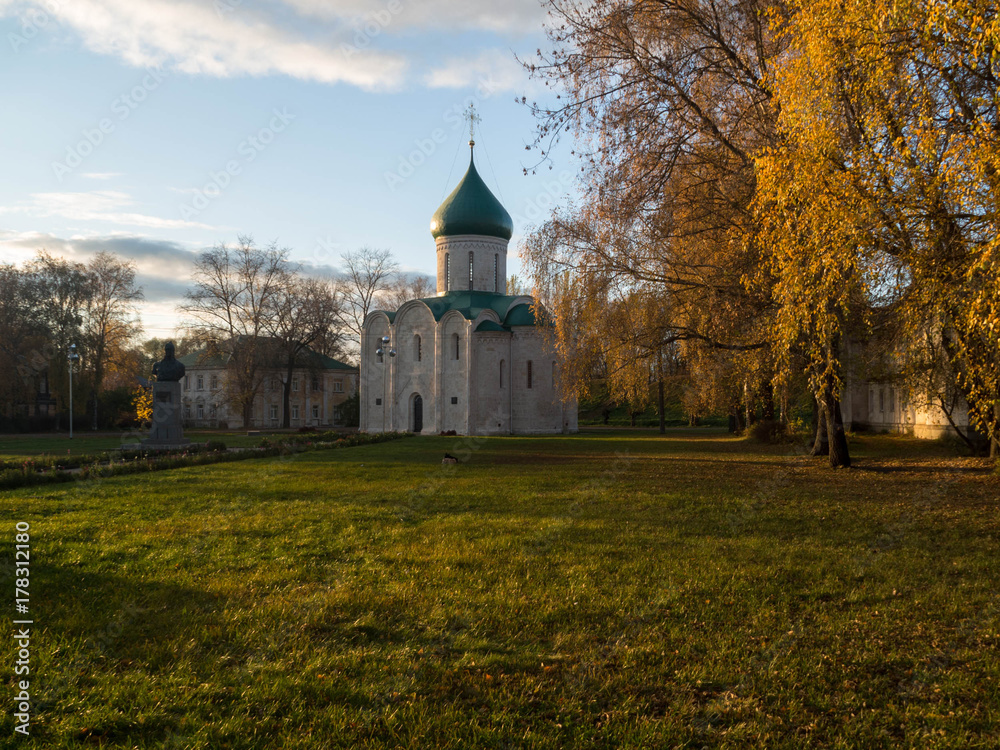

[180,236,290,427]
[379,273,434,311]
[340,246,399,349]
[266,275,345,428]
[83,252,144,430]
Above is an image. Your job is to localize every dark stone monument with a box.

[142,342,190,449]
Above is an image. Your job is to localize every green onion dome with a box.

[430,149,513,241]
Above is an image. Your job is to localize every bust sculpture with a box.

[151,342,186,382]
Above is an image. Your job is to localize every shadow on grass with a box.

[19,563,225,745]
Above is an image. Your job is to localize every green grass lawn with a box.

[0,430,997,748]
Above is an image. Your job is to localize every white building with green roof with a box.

[178,344,357,429]
[360,143,578,435]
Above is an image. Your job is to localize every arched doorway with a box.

[411,394,423,433]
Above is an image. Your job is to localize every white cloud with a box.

[281,0,549,33]
[1,0,409,91]
[425,49,535,93]
[80,172,124,180]
[0,0,547,92]
[0,190,215,230]
[0,230,200,330]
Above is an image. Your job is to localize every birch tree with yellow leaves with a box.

[757,0,1000,458]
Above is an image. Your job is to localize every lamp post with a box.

[67,344,79,439]
[375,334,395,432]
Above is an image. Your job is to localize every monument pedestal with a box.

[142,381,190,450]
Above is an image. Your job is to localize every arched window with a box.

[415,334,422,362]
[499,359,505,388]
[453,333,460,360]
[445,253,450,290]
[494,254,499,293]
[527,360,533,389]
[468,251,474,289]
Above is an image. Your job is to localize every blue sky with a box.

[0,0,577,337]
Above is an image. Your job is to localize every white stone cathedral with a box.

[359,137,578,436]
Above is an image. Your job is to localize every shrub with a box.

[206,440,227,453]
[749,419,790,444]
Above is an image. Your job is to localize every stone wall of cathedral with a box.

[361,305,578,436]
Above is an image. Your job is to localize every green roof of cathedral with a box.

[370,292,546,331]
[503,304,538,327]
[475,320,508,332]
[415,291,525,322]
[430,149,513,241]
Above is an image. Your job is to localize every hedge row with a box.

[0,441,230,473]
[0,432,409,492]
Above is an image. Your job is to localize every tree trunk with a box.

[991,403,999,459]
[90,355,104,431]
[88,388,99,431]
[658,378,666,435]
[761,380,775,421]
[810,397,829,456]
[243,399,254,429]
[821,380,851,468]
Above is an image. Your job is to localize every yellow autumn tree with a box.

[758,0,1000,458]
[132,384,152,424]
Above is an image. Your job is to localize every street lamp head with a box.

[375,347,384,358]
[388,349,396,358]
[381,335,391,345]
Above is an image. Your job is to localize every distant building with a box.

[842,379,972,439]
[841,335,973,439]
[178,345,357,429]
[360,138,578,435]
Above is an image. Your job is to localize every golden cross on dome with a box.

[464,103,481,146]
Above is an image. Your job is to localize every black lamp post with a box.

[375,334,395,432]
